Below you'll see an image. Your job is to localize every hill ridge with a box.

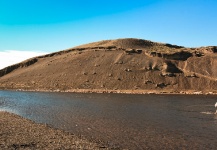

[0,38,217,94]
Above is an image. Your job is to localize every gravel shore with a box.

[0,111,107,150]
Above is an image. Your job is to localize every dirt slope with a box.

[0,38,217,93]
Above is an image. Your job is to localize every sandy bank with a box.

[8,88,217,95]
[0,111,107,149]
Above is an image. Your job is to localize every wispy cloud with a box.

[0,50,47,69]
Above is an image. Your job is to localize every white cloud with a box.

[0,50,47,69]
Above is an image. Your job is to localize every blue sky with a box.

[0,0,217,68]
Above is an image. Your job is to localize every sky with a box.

[0,0,217,69]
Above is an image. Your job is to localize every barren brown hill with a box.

[0,38,217,94]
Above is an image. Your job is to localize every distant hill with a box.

[0,38,217,94]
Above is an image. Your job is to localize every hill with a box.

[0,38,217,94]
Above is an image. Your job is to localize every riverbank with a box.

[2,88,217,95]
[0,111,107,149]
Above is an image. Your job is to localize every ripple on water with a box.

[1,91,217,149]
[200,111,215,115]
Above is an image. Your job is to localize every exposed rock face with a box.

[0,58,38,77]
[0,38,216,93]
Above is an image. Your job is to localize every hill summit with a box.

[0,38,217,94]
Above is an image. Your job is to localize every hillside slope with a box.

[0,38,217,94]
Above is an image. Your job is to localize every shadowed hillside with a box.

[0,38,217,94]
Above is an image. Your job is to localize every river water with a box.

[0,90,217,149]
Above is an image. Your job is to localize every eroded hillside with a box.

[0,38,216,94]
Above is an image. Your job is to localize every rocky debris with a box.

[156,83,168,88]
[163,61,183,73]
[0,112,106,149]
[124,49,142,54]
[162,51,193,60]
[212,46,217,53]
[124,68,132,72]
[146,51,193,61]
[148,52,161,57]
[195,51,205,57]
[83,72,88,75]
[161,72,176,77]
[185,73,198,78]
[145,80,152,84]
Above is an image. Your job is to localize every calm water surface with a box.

[0,90,217,149]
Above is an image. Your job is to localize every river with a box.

[0,90,217,149]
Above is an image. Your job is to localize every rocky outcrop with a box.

[0,58,38,77]
[146,51,193,61]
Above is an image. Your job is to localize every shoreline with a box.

[0,111,107,149]
[1,88,217,95]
